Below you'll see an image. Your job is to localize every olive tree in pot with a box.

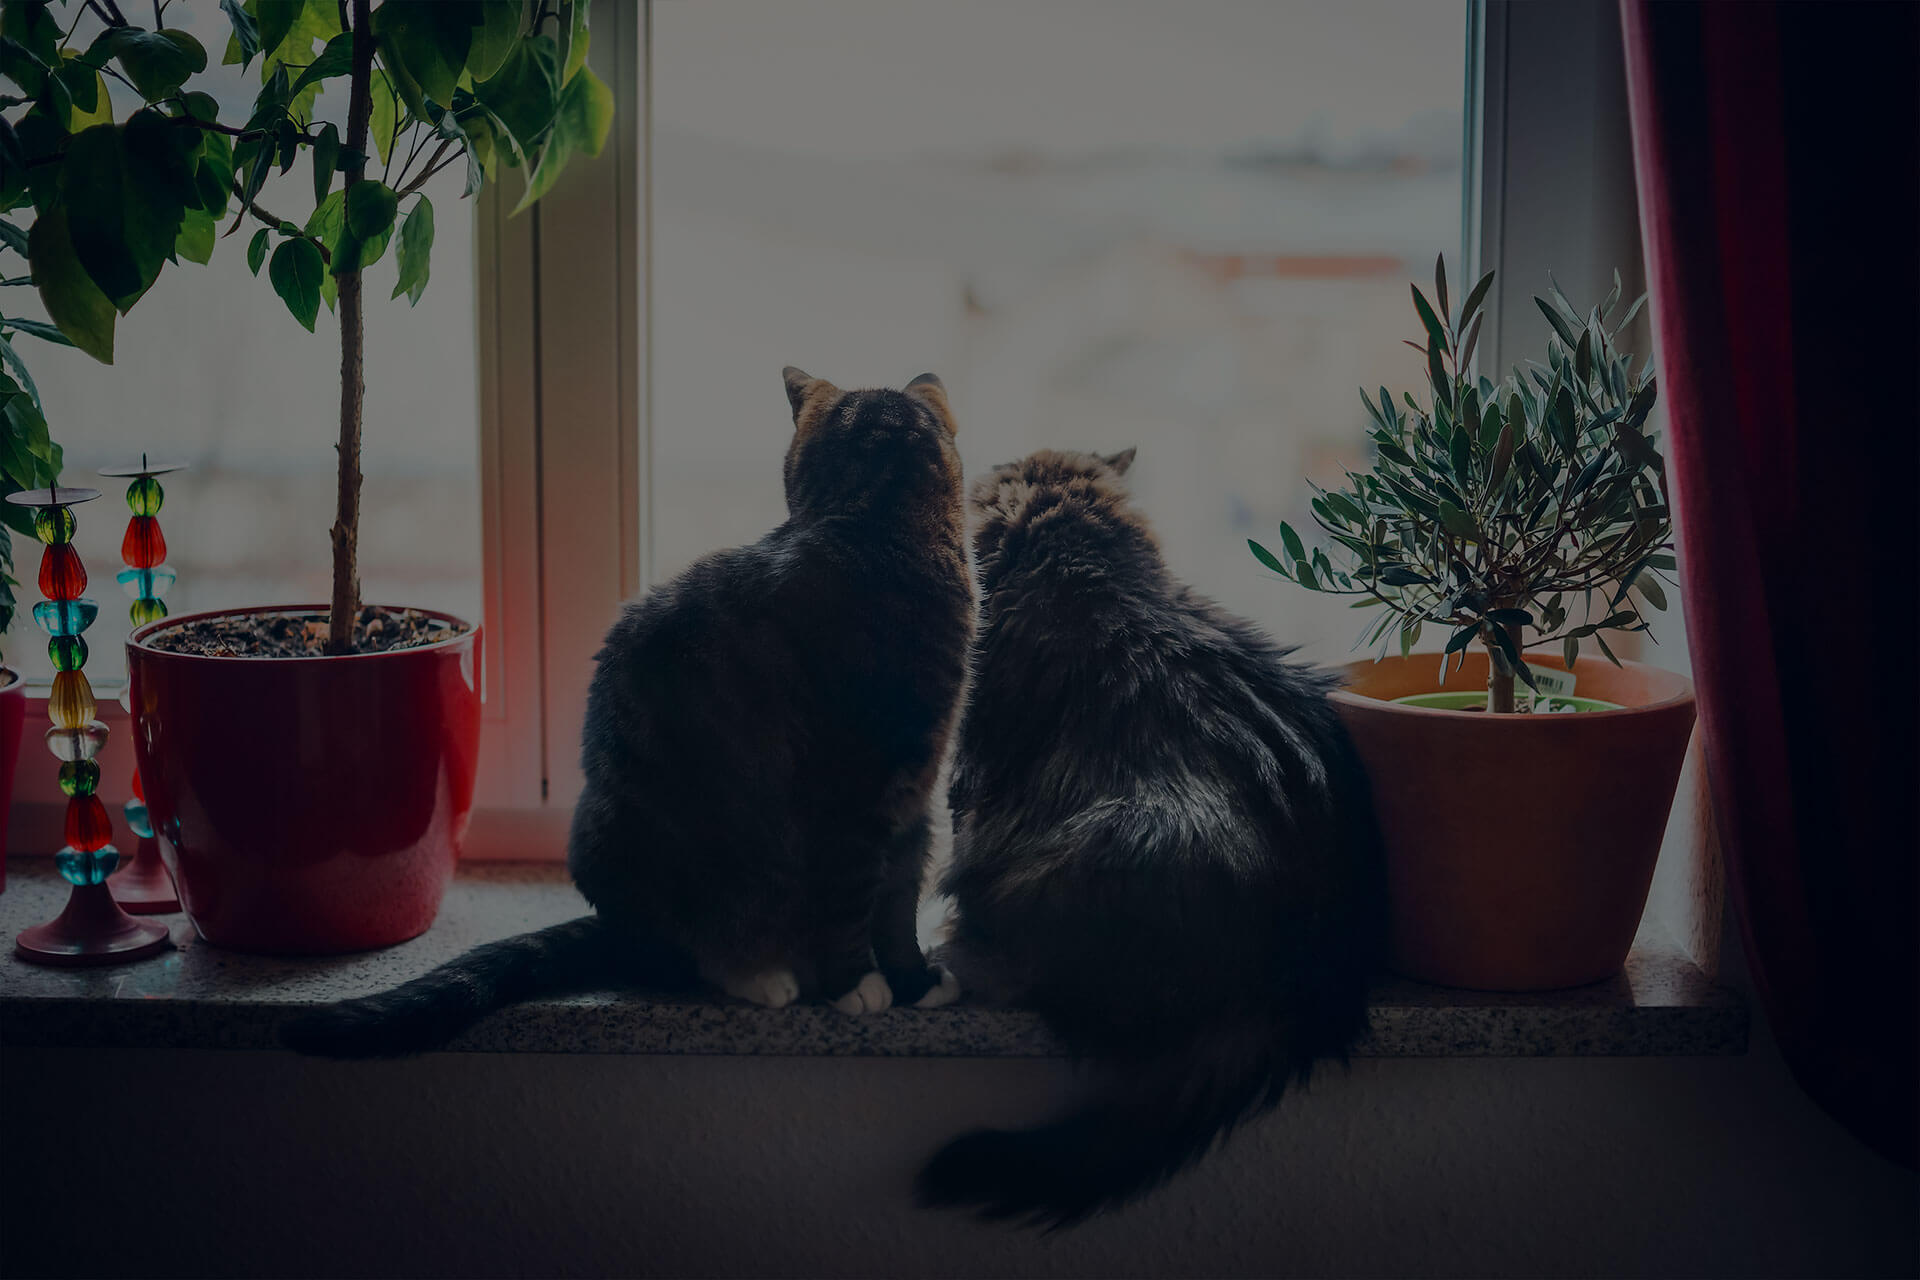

[1250,261,1695,990]
[3,0,611,950]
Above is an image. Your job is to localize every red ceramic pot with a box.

[126,605,481,953]
[0,667,24,893]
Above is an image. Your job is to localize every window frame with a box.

[10,1,1652,865]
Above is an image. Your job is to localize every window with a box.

[8,0,480,689]
[10,1,1647,859]
[649,0,1469,668]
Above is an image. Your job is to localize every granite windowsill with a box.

[0,860,1748,1057]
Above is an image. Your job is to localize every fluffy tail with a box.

[280,915,685,1058]
[917,1023,1302,1230]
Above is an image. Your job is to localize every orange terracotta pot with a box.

[1331,651,1695,990]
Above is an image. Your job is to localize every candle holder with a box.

[9,485,170,966]
[102,458,186,914]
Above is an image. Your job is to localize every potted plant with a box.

[0,309,65,893]
[2,0,611,950]
[1250,261,1695,990]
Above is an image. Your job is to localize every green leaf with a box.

[311,121,339,206]
[1278,520,1305,563]
[1487,608,1533,626]
[267,236,322,331]
[62,123,180,310]
[375,0,480,110]
[247,227,271,275]
[476,33,560,161]
[1457,269,1495,331]
[543,64,614,190]
[0,316,71,347]
[391,195,434,304]
[1595,631,1621,667]
[1444,623,1478,656]
[289,30,354,97]
[1247,539,1289,577]
[1426,336,1450,411]
[1411,284,1448,354]
[1534,294,1579,348]
[1436,500,1478,541]
[370,71,399,165]
[256,0,306,67]
[1634,573,1667,611]
[563,0,591,84]
[1433,254,1449,328]
[175,206,216,264]
[221,0,261,67]
[28,208,114,362]
[103,28,208,102]
[1378,565,1435,587]
[345,180,399,240]
[469,0,522,81]
[1563,636,1580,670]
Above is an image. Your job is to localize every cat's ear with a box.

[906,372,956,431]
[783,366,838,420]
[1102,447,1138,475]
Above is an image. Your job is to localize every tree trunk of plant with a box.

[327,0,377,655]
[1484,615,1527,714]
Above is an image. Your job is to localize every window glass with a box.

[6,2,479,685]
[652,0,1467,664]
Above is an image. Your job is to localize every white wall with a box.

[4,1017,1913,1278]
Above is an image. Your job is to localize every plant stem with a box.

[1484,614,1524,714]
[327,0,375,655]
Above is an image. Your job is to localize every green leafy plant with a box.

[1250,258,1674,713]
[0,327,63,668]
[1,0,613,652]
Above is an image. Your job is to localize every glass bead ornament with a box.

[56,846,120,887]
[39,543,86,598]
[65,794,113,851]
[101,458,188,914]
[118,565,178,598]
[46,720,110,761]
[35,506,75,544]
[121,517,166,571]
[59,759,102,796]
[7,485,170,966]
[48,633,87,670]
[48,670,98,728]
[126,475,164,516]
[33,598,98,636]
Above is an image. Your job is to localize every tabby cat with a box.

[919,447,1384,1227]
[283,368,973,1057]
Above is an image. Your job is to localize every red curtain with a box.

[1620,0,1917,1168]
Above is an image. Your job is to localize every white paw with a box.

[830,970,892,1015]
[914,965,961,1009]
[729,967,799,1009]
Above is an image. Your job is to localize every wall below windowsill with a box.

[0,860,1746,1057]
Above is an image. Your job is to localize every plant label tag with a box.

[1529,667,1577,699]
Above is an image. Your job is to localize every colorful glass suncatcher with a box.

[10,486,170,965]
[101,458,187,914]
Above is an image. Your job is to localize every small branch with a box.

[240,197,330,264]
[101,0,130,24]
[395,139,458,197]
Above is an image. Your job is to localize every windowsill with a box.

[0,859,1748,1057]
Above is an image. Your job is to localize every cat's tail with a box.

[916,1020,1308,1230]
[279,915,687,1058]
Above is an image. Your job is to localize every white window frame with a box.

[9,1,1656,867]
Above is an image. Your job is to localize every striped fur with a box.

[283,370,973,1057]
[921,448,1385,1227]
